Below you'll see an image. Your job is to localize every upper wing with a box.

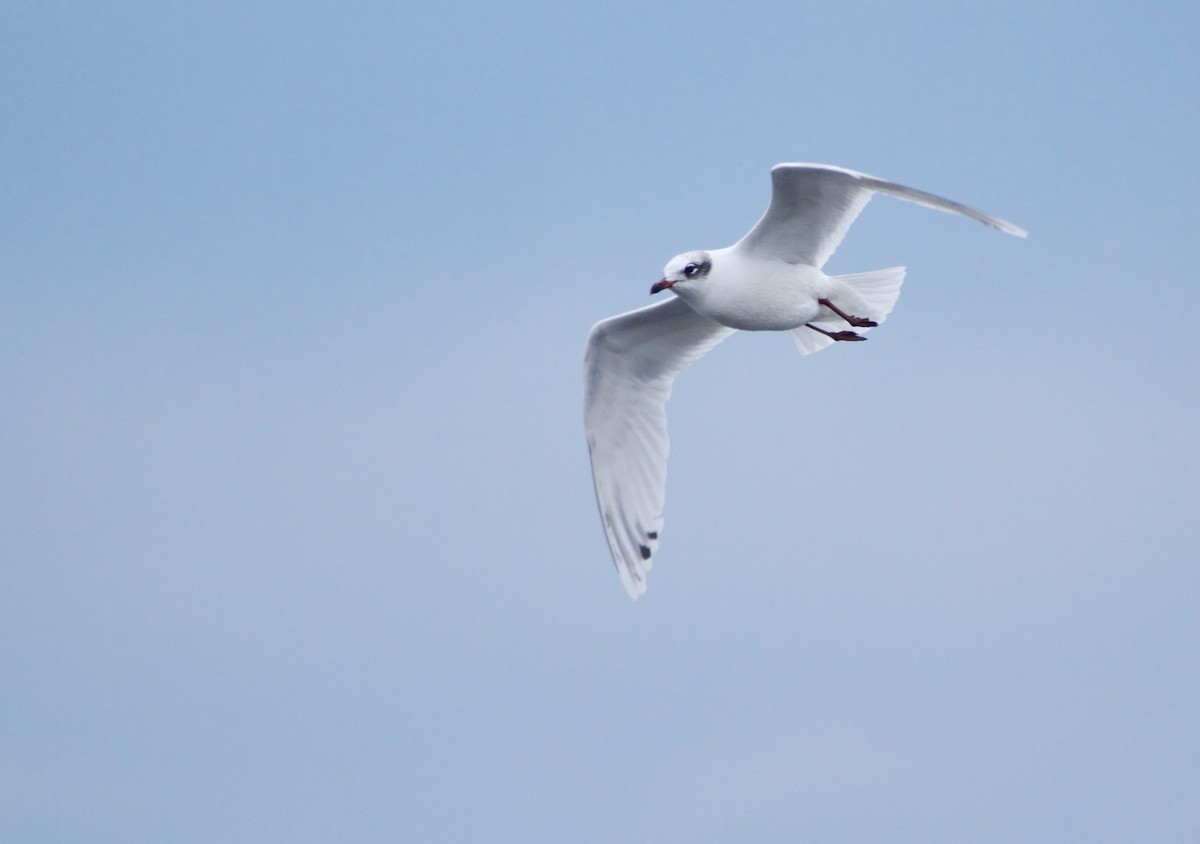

[583,296,734,599]
[735,163,1027,268]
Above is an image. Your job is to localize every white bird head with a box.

[651,250,712,295]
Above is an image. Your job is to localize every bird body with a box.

[669,248,831,331]
[584,163,1025,599]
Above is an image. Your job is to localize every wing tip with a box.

[975,214,1027,239]
[619,566,648,601]
[614,531,658,601]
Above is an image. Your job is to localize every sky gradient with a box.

[2,2,1197,841]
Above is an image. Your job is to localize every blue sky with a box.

[2,1,1197,841]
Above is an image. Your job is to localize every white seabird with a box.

[584,163,1025,599]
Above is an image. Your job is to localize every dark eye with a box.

[683,263,699,278]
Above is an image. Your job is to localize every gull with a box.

[583,163,1026,599]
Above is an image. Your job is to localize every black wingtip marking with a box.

[638,545,652,560]
[647,531,658,540]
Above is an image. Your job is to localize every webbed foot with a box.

[806,324,867,342]
[818,298,877,328]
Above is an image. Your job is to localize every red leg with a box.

[818,298,877,328]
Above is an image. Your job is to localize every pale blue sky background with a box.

[2,1,1197,841]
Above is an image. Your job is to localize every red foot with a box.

[845,314,878,328]
[806,324,867,342]
[818,298,878,328]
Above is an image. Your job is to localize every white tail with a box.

[790,266,906,356]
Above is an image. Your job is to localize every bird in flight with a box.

[583,163,1025,599]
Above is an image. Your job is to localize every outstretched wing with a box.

[583,297,734,599]
[736,163,1027,268]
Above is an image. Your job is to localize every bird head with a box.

[651,250,712,295]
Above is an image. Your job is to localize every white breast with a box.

[678,249,830,331]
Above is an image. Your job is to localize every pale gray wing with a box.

[583,296,734,599]
[735,163,1027,268]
